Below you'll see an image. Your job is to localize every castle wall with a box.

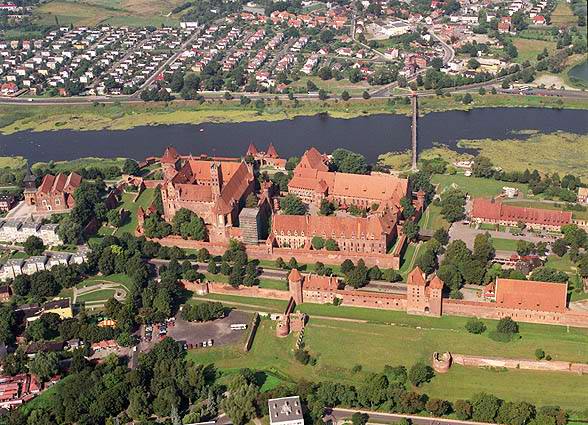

[452,353,588,375]
[148,236,402,269]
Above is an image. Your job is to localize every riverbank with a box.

[379,131,588,181]
[1,93,587,135]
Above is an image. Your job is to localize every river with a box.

[569,60,588,84]
[0,107,587,163]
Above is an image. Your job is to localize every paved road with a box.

[449,222,556,251]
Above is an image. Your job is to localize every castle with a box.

[159,147,256,241]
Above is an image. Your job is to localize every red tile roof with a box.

[495,278,567,313]
[272,214,389,239]
[471,198,572,227]
[266,143,279,158]
[288,268,302,282]
[407,267,426,286]
[161,146,179,164]
[38,172,81,194]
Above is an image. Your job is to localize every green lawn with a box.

[77,289,119,303]
[546,254,577,274]
[432,174,529,198]
[115,188,156,235]
[77,273,132,289]
[187,317,588,409]
[491,237,519,252]
[511,38,557,64]
[259,278,288,291]
[418,204,450,231]
[399,243,419,277]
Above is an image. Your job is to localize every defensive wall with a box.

[452,353,588,375]
[149,235,402,269]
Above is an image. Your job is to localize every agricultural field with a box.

[187,314,588,410]
[458,131,588,181]
[33,0,185,27]
[550,0,577,26]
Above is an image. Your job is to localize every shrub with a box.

[535,348,545,360]
[408,362,434,387]
[294,349,311,365]
[465,318,486,334]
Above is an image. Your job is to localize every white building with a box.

[268,396,304,425]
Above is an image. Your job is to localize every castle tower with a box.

[406,266,427,315]
[23,166,37,206]
[276,315,290,337]
[210,162,221,199]
[288,268,304,305]
[428,274,444,317]
[161,146,180,180]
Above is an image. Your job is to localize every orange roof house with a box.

[471,198,572,229]
[493,278,567,313]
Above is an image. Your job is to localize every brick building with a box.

[405,267,443,317]
[246,143,286,169]
[470,198,572,231]
[159,147,255,238]
[270,211,400,254]
[24,172,82,213]
[279,267,587,327]
[288,147,409,210]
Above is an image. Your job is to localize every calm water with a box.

[0,108,587,163]
[569,61,588,83]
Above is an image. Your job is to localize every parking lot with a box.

[138,309,252,351]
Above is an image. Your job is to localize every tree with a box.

[318,67,332,80]
[341,259,355,274]
[311,236,325,250]
[128,387,150,420]
[426,398,451,416]
[221,375,258,425]
[415,248,437,275]
[516,240,535,256]
[331,149,369,174]
[496,317,519,335]
[319,199,335,216]
[433,228,449,246]
[107,209,123,228]
[351,412,369,425]
[28,351,59,382]
[325,239,339,251]
[439,189,466,222]
[122,159,140,175]
[473,232,495,263]
[318,89,328,100]
[465,318,486,334]
[57,216,83,244]
[153,386,181,417]
[345,262,369,288]
[207,258,218,275]
[454,400,473,420]
[551,238,568,257]
[462,93,473,104]
[497,401,535,425]
[471,393,501,422]
[408,362,434,387]
[529,267,568,283]
[535,348,545,360]
[341,90,351,101]
[280,194,306,215]
[23,235,45,256]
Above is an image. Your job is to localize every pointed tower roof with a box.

[23,164,37,190]
[429,274,444,289]
[246,143,259,156]
[407,267,426,286]
[288,268,302,282]
[161,146,179,164]
[266,143,278,158]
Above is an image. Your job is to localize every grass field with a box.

[546,254,577,274]
[511,38,557,64]
[33,0,184,27]
[32,157,126,174]
[115,188,155,235]
[77,288,119,303]
[193,293,289,312]
[187,316,588,409]
[490,237,519,251]
[431,174,529,198]
[418,204,450,231]
[77,273,132,288]
[0,156,26,169]
[259,279,288,291]
[459,131,588,181]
